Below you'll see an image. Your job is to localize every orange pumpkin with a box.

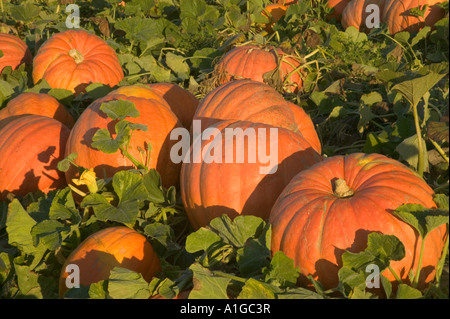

[0,92,75,128]
[0,33,32,73]
[261,4,287,32]
[32,30,124,94]
[327,0,352,20]
[0,115,70,200]
[287,102,321,154]
[64,86,182,189]
[59,226,161,298]
[270,153,447,290]
[194,79,299,134]
[213,46,303,94]
[146,83,199,129]
[180,120,322,230]
[382,0,446,34]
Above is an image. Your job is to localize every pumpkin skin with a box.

[269,153,447,291]
[382,0,446,34]
[193,79,299,134]
[59,226,161,298]
[0,115,70,200]
[180,120,322,230]
[213,46,303,94]
[342,0,387,31]
[146,83,199,129]
[287,102,321,154]
[261,4,287,33]
[0,92,75,128]
[327,0,352,20]
[32,30,124,94]
[64,86,182,189]
[0,33,32,73]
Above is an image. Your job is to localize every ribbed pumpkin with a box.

[32,30,124,94]
[0,33,32,73]
[261,4,287,33]
[0,92,75,128]
[213,46,303,94]
[193,79,299,134]
[382,0,446,34]
[327,0,352,20]
[287,102,322,154]
[146,83,199,129]
[0,115,70,200]
[269,153,447,290]
[59,226,161,298]
[64,86,182,189]
[180,120,322,230]
[342,0,387,31]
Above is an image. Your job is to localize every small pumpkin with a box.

[261,4,287,33]
[0,92,75,128]
[180,120,322,230]
[269,153,447,290]
[146,83,199,129]
[213,45,303,94]
[64,86,182,189]
[32,30,124,94]
[382,0,446,34]
[59,226,161,298]
[0,115,70,200]
[193,79,299,133]
[0,33,32,73]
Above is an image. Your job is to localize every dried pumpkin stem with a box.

[68,48,84,64]
[333,178,354,198]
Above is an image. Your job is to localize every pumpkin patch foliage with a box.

[0,0,449,301]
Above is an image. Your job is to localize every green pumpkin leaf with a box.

[237,278,276,299]
[185,227,222,254]
[91,121,131,154]
[99,99,140,121]
[142,169,166,204]
[6,200,38,254]
[188,263,231,299]
[262,251,300,288]
[395,284,423,299]
[107,267,151,299]
[392,203,449,239]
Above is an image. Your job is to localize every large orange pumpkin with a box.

[0,92,75,128]
[0,115,70,200]
[213,46,303,94]
[65,86,182,189]
[269,153,447,291]
[180,120,322,230]
[287,102,321,154]
[59,226,161,298]
[0,33,32,73]
[342,0,387,31]
[193,79,299,133]
[32,30,124,94]
[146,83,199,129]
[382,0,446,34]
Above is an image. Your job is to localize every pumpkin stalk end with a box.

[68,48,84,64]
[333,178,354,198]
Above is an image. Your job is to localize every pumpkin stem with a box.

[68,48,84,64]
[333,178,354,198]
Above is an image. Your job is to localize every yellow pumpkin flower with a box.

[72,169,98,193]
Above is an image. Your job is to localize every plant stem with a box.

[412,235,427,288]
[121,147,148,171]
[212,270,246,283]
[429,138,449,164]
[412,101,425,177]
[388,265,403,284]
